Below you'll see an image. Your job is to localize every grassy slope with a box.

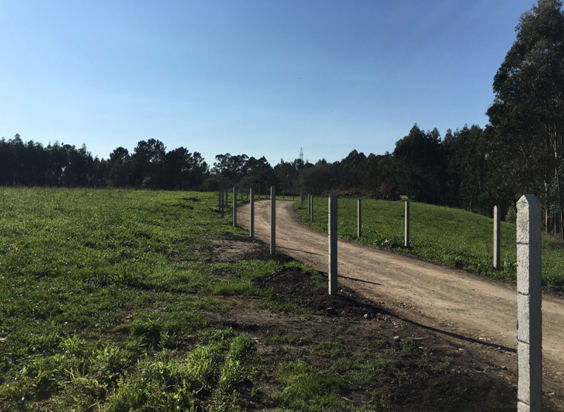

[295,197,564,289]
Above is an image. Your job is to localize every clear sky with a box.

[1,0,538,166]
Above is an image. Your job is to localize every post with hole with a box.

[249,187,254,239]
[328,194,338,295]
[270,186,276,255]
[516,195,542,412]
[404,200,410,247]
[494,205,501,269]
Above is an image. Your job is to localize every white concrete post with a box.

[494,205,501,269]
[357,198,362,238]
[232,186,237,226]
[250,187,254,238]
[270,186,276,255]
[404,200,410,247]
[310,194,314,222]
[329,194,338,295]
[516,195,542,412]
[220,187,224,218]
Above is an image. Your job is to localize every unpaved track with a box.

[238,200,564,394]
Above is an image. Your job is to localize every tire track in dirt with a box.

[237,199,564,399]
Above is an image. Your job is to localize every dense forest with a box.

[2,0,564,234]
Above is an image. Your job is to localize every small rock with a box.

[364,313,369,319]
[501,366,508,371]
[393,336,400,342]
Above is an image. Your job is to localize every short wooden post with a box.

[270,186,276,255]
[250,187,254,238]
[357,198,362,238]
[232,186,237,226]
[494,205,501,269]
[300,187,304,209]
[218,187,222,213]
[404,200,410,247]
[516,195,542,412]
[328,194,338,295]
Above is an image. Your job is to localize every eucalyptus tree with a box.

[487,0,564,233]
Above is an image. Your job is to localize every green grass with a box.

[295,196,564,289]
[0,188,255,410]
[0,188,518,410]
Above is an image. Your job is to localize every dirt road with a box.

[238,200,564,396]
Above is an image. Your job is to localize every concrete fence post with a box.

[250,187,254,239]
[328,194,338,295]
[404,200,410,247]
[494,205,501,269]
[220,187,224,218]
[516,195,542,412]
[233,186,237,226]
[357,198,362,238]
[270,186,276,255]
[310,194,314,222]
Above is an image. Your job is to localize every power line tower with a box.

[299,147,304,163]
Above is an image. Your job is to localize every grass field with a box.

[295,196,564,290]
[2,188,523,411]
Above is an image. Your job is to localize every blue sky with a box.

[1,0,538,166]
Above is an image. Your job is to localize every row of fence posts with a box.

[223,188,542,411]
[331,194,543,411]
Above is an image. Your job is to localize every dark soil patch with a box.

[211,234,561,411]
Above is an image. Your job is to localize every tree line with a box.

[2,0,563,233]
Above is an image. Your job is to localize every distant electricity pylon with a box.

[299,147,304,163]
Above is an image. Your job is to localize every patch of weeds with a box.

[262,334,313,346]
[310,341,349,359]
[271,360,352,412]
[263,297,321,315]
[211,280,268,297]
[399,340,419,356]
[104,333,254,412]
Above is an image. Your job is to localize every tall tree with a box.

[393,125,446,204]
[487,0,564,233]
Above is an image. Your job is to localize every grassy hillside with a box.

[0,188,525,411]
[295,196,564,290]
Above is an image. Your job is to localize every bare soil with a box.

[234,200,564,410]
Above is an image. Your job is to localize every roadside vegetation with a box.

[0,188,523,411]
[295,197,564,290]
